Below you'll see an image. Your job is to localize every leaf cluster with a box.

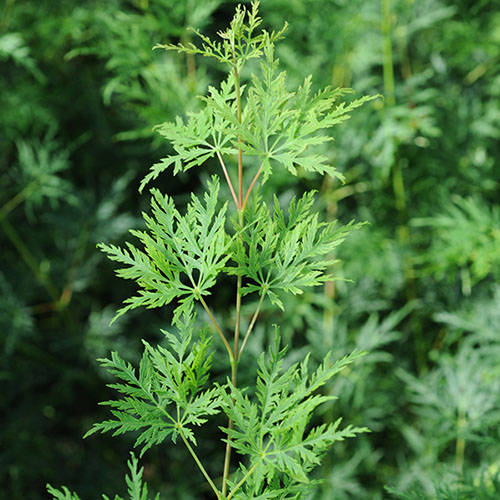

[84,319,221,455]
[142,1,378,192]
[99,176,231,324]
[220,332,368,498]
[229,190,362,309]
[412,196,500,284]
[48,453,159,500]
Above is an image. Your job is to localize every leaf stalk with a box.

[180,431,222,500]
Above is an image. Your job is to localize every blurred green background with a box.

[1,0,500,499]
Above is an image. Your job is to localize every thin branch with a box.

[226,459,261,500]
[234,279,243,357]
[222,40,245,498]
[180,431,222,500]
[198,294,234,363]
[0,177,44,219]
[238,290,266,359]
[216,150,239,209]
[231,39,243,208]
[222,359,238,497]
[0,215,59,301]
[241,163,263,211]
[238,148,243,208]
[226,441,272,500]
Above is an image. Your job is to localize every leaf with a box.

[85,318,221,456]
[122,453,160,500]
[219,329,368,496]
[48,454,160,500]
[228,190,363,308]
[100,176,231,324]
[146,2,375,190]
[46,485,83,500]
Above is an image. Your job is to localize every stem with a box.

[231,40,243,208]
[0,177,45,219]
[233,212,243,358]
[321,175,337,335]
[0,215,59,301]
[180,431,222,500]
[381,0,424,372]
[234,274,242,358]
[216,150,239,209]
[222,359,238,497]
[198,294,234,363]
[238,290,266,359]
[0,0,15,31]
[381,0,395,107]
[227,441,272,500]
[241,163,263,211]
[222,210,245,496]
[392,158,407,213]
[455,409,466,477]
[221,42,247,496]
[226,459,261,500]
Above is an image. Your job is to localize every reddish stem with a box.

[216,150,239,209]
[241,163,263,211]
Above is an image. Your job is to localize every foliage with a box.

[46,3,370,500]
[2,0,500,499]
[47,453,159,500]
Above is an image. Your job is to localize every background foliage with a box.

[1,0,499,499]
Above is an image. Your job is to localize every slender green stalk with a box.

[455,409,466,477]
[231,40,243,208]
[226,440,272,500]
[226,459,261,500]
[180,431,222,500]
[381,0,395,107]
[198,294,234,363]
[392,157,407,214]
[222,359,238,497]
[234,253,243,354]
[0,0,15,30]
[222,214,244,496]
[222,39,246,496]
[239,290,266,359]
[381,0,424,372]
[0,215,59,301]
[0,178,45,219]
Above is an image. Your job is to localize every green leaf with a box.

[46,485,83,500]
[48,454,160,500]
[228,190,363,308]
[219,329,368,496]
[100,176,231,324]
[85,317,221,456]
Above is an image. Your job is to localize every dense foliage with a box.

[2,1,499,499]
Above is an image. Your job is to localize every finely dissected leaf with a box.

[48,454,160,500]
[153,2,284,70]
[219,330,368,496]
[46,485,83,500]
[84,320,221,456]
[228,190,363,309]
[139,107,235,192]
[238,46,377,182]
[100,176,231,324]
[119,453,160,500]
[412,195,500,283]
[141,2,377,193]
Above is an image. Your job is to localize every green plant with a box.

[46,2,376,499]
